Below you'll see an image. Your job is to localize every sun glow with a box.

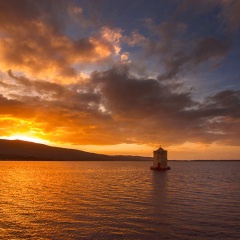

[2,134,48,144]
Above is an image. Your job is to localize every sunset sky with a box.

[0,0,240,159]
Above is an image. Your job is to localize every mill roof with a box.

[154,146,167,152]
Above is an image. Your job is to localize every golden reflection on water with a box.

[0,161,239,239]
[0,161,151,239]
[0,162,87,238]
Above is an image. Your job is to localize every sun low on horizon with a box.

[2,134,49,145]
[0,0,240,160]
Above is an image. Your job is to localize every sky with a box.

[0,0,240,160]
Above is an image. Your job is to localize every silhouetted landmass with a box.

[0,139,151,161]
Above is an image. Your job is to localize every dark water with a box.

[0,161,239,240]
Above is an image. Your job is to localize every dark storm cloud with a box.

[2,63,240,146]
[140,0,238,84]
[178,0,240,31]
[91,65,195,117]
[221,0,240,31]
[89,64,240,145]
[204,90,240,118]
[191,37,229,64]
[145,19,230,81]
[156,36,229,81]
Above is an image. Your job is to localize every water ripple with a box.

[0,161,239,239]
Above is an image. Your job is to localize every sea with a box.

[0,161,239,240]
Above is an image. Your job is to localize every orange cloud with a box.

[0,2,120,84]
[0,23,115,83]
[101,27,122,55]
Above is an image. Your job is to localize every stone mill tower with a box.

[150,147,170,171]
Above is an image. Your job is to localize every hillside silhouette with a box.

[0,139,151,161]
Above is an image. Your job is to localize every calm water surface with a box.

[0,161,239,239]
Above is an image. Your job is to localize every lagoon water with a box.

[0,161,239,239]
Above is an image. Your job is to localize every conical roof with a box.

[154,146,167,152]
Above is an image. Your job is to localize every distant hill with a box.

[0,139,151,161]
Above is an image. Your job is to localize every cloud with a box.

[220,0,240,30]
[0,25,114,82]
[178,0,240,31]
[191,37,229,64]
[121,52,129,63]
[89,64,240,146]
[0,1,120,83]
[6,70,102,112]
[91,64,194,116]
[124,31,146,46]
[204,90,240,118]
[1,63,240,147]
[101,27,123,55]
[1,71,114,145]
[144,19,230,81]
